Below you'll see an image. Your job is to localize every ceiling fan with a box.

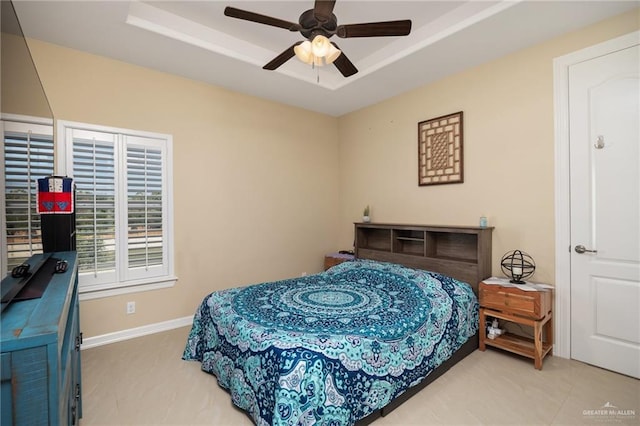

[224,0,412,77]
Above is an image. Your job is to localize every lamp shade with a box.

[325,43,341,64]
[311,35,330,57]
[294,41,313,64]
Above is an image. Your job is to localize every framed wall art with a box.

[418,111,464,186]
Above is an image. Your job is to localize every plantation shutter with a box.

[70,129,117,286]
[2,122,54,269]
[124,135,167,280]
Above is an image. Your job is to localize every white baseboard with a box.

[81,315,194,350]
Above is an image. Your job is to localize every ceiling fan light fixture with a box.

[310,34,330,57]
[294,40,314,64]
[325,44,341,64]
[294,36,341,67]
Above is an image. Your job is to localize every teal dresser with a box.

[1,252,82,425]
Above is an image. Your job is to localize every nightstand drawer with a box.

[479,284,551,319]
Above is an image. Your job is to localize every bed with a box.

[183,223,492,425]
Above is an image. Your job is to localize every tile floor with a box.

[79,326,639,425]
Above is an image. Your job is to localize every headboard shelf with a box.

[355,223,493,292]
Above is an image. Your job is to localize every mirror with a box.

[1,0,53,119]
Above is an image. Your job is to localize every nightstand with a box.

[324,252,354,270]
[479,281,553,370]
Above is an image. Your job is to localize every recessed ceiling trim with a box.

[126,1,520,92]
[126,2,267,67]
[126,1,343,90]
[330,0,521,91]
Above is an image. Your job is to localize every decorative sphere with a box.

[500,250,535,284]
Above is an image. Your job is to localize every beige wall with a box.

[337,8,639,286]
[27,40,341,338]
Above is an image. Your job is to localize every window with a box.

[59,121,174,296]
[2,118,174,296]
[1,118,54,275]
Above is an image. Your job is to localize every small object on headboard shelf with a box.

[362,205,371,223]
[479,216,488,228]
[354,223,493,292]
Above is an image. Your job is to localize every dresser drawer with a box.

[479,284,551,319]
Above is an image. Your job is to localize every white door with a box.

[569,43,640,379]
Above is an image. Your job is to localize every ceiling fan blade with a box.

[263,42,302,70]
[313,0,336,18]
[331,44,358,77]
[224,7,300,32]
[336,20,412,38]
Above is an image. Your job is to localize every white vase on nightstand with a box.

[362,215,371,223]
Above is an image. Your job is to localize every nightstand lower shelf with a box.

[479,306,553,370]
[483,332,553,360]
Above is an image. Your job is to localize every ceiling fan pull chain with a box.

[310,61,320,84]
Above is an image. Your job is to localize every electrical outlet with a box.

[301,272,307,277]
[126,301,136,314]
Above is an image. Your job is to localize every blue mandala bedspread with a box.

[183,259,478,426]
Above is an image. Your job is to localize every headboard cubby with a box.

[354,223,493,293]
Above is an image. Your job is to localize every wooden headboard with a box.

[354,223,493,294]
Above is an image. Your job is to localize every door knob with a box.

[575,245,597,254]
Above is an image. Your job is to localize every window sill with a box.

[79,276,178,301]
